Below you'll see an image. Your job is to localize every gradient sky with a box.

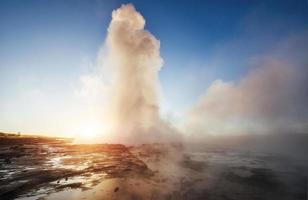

[1,0,308,135]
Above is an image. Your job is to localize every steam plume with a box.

[185,32,308,139]
[104,4,177,143]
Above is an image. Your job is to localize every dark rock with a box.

[4,158,11,164]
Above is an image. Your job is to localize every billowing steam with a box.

[78,4,307,145]
[102,4,178,144]
[185,32,308,139]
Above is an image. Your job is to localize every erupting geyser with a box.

[104,4,177,143]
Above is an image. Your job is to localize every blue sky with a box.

[1,0,308,135]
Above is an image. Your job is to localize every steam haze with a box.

[90,5,308,145]
[185,32,308,139]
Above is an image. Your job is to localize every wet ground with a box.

[0,136,307,200]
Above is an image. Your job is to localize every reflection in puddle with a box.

[48,156,90,170]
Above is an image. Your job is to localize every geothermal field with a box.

[0,134,307,200]
[1,1,308,200]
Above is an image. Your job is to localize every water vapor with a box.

[185,32,308,139]
[102,4,178,144]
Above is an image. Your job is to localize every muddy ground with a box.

[0,136,307,200]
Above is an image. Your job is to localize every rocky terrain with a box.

[0,135,307,200]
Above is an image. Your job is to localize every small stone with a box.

[4,158,11,164]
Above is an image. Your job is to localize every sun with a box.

[79,120,102,138]
[70,119,111,143]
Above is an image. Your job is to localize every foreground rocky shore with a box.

[0,135,307,200]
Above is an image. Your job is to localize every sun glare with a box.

[70,119,112,143]
[79,120,102,138]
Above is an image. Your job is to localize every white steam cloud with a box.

[100,4,178,144]
[185,32,308,139]
[77,4,308,144]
